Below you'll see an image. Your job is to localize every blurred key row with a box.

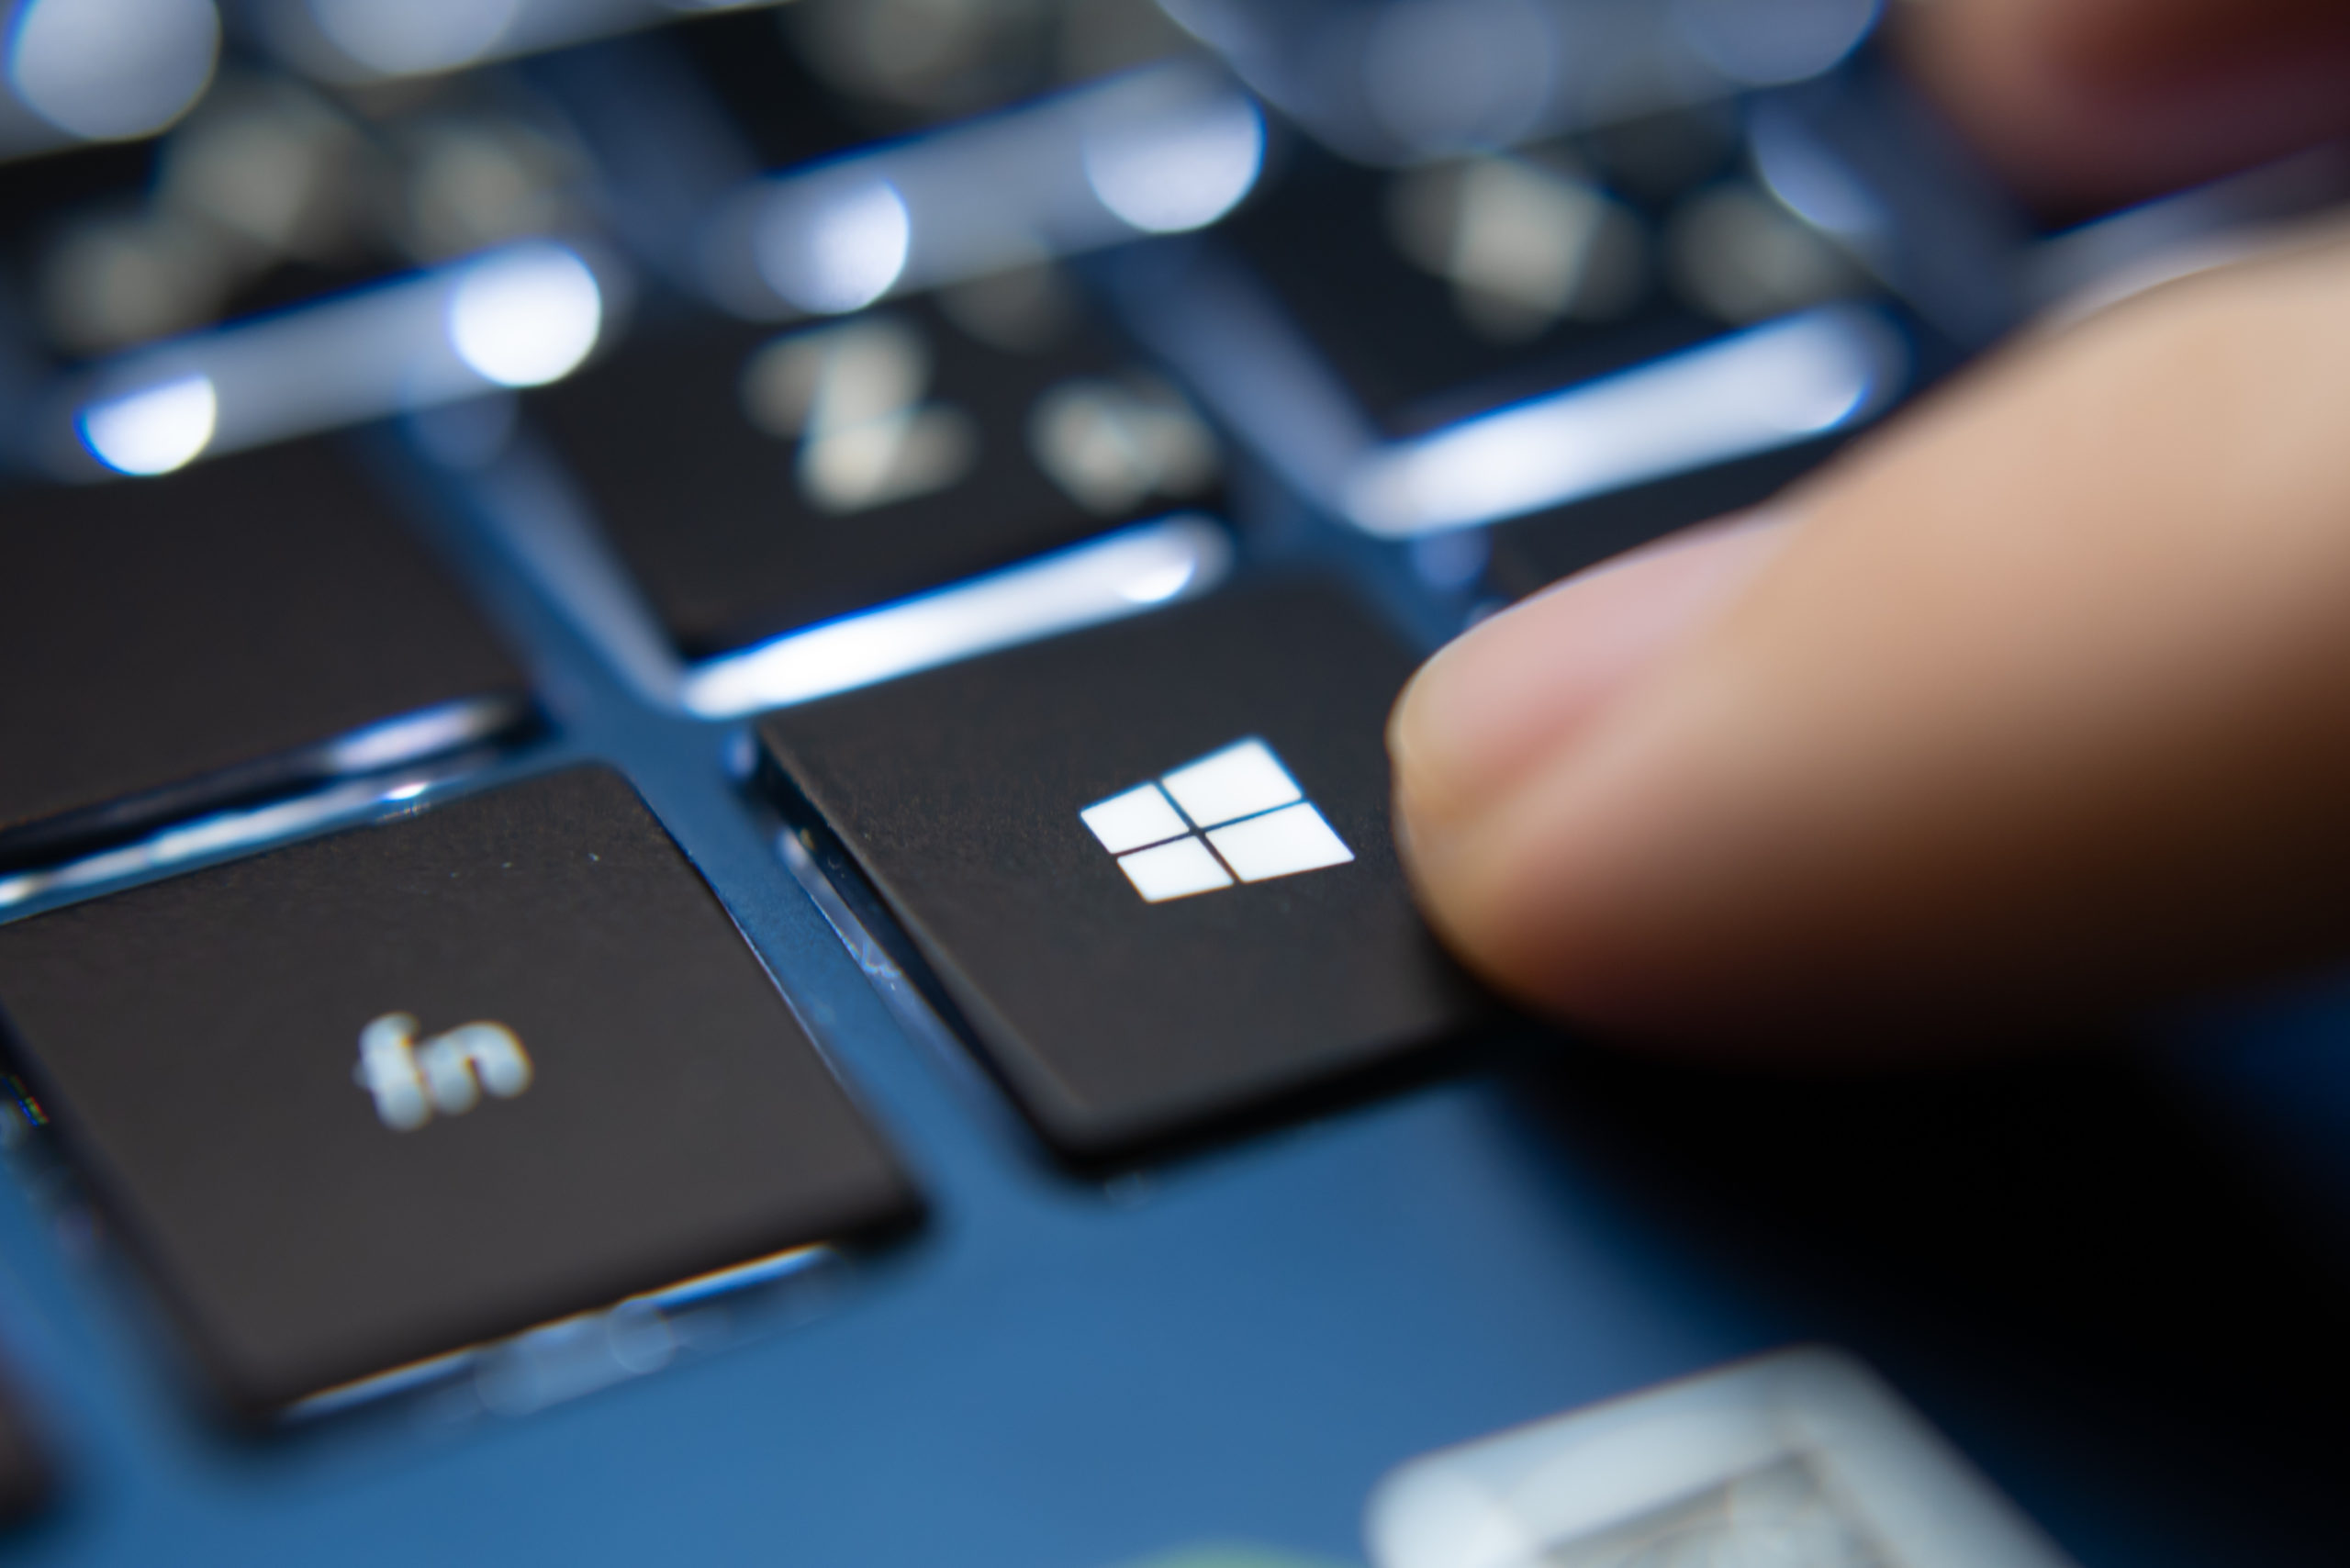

[0,6,1938,870]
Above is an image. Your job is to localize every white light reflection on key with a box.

[681,515,1230,717]
[270,0,778,86]
[0,762,470,913]
[1672,0,1883,89]
[713,63,1264,318]
[78,373,218,475]
[446,243,604,387]
[1344,305,1903,536]
[1171,0,1880,169]
[66,240,610,476]
[321,694,524,774]
[6,0,218,143]
[1080,75,1265,234]
[307,0,520,77]
[757,178,912,315]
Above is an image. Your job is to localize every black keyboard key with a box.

[529,294,1220,656]
[1223,137,1704,437]
[0,766,918,1416]
[0,440,529,871]
[1483,438,1849,600]
[1220,123,1869,438]
[758,582,1484,1159]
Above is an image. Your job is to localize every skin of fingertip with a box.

[1408,237,2350,1052]
[1897,0,2350,211]
[1386,513,1791,841]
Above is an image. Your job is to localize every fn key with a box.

[0,767,918,1415]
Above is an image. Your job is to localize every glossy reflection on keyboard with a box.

[0,439,532,876]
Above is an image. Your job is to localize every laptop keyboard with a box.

[0,0,2333,1555]
[0,0,2031,1438]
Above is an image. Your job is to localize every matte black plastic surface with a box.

[1224,129,1735,437]
[0,766,917,1415]
[531,297,1217,656]
[0,440,528,867]
[759,581,1485,1158]
[1483,440,1851,599]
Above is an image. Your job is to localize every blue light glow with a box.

[1345,307,1904,536]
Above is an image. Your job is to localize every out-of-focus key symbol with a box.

[354,1012,533,1131]
[740,315,978,514]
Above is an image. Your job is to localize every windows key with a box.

[0,766,919,1417]
[758,582,1488,1160]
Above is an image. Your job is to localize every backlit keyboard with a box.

[0,3,2344,1563]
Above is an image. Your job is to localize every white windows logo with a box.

[1081,738,1354,902]
[354,1012,533,1132]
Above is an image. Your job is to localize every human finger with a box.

[1389,223,2350,1049]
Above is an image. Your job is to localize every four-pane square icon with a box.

[1080,738,1355,902]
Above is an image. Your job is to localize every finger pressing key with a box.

[1389,226,2350,1051]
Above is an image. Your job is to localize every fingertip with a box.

[1416,236,2350,1052]
[1388,512,1791,857]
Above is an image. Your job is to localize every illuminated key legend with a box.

[1081,738,1354,902]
